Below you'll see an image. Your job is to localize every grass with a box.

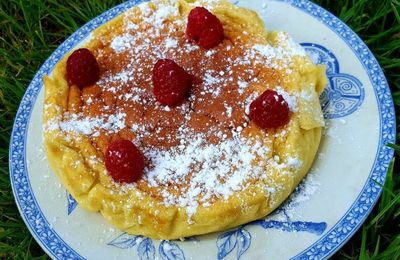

[0,0,399,259]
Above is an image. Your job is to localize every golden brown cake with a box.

[43,0,327,239]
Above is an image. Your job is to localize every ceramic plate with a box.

[9,0,396,259]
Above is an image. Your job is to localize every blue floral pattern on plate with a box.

[108,233,184,260]
[217,227,251,260]
[301,43,365,119]
[138,238,156,260]
[9,0,395,259]
[66,192,78,215]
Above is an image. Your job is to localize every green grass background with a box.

[0,0,399,259]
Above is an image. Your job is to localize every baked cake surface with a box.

[43,0,327,239]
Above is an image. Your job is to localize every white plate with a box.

[9,0,396,259]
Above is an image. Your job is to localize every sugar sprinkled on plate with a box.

[275,171,320,220]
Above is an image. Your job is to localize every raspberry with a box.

[66,48,100,88]
[152,59,192,106]
[186,7,224,49]
[249,90,290,129]
[105,140,145,183]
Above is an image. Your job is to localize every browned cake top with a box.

[54,0,311,215]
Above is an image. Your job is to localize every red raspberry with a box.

[249,90,290,129]
[152,59,192,106]
[186,7,224,49]
[66,48,100,88]
[105,140,145,183]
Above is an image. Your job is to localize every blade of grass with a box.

[358,226,368,260]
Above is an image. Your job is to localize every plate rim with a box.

[8,0,396,259]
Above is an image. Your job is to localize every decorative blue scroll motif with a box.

[250,220,327,235]
[301,43,365,119]
[108,233,185,260]
[66,191,78,215]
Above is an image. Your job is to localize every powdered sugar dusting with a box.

[239,32,307,73]
[59,112,126,136]
[237,80,248,94]
[277,172,320,219]
[276,86,297,112]
[276,32,306,57]
[300,89,314,101]
[164,38,178,49]
[286,156,303,170]
[144,2,178,28]
[111,34,136,53]
[144,133,270,219]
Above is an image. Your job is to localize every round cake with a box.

[43,0,327,239]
